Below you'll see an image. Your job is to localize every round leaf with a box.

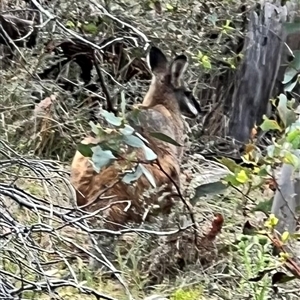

[91,145,116,173]
[260,116,282,132]
[77,143,93,157]
[122,167,143,184]
[120,124,135,136]
[101,110,122,127]
[235,170,249,184]
[123,135,145,148]
[142,145,157,161]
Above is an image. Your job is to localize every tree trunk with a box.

[228,1,287,142]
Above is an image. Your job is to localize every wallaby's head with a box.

[142,46,201,119]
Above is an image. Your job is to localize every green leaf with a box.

[260,116,282,132]
[266,145,275,157]
[77,143,93,157]
[224,173,241,186]
[123,135,145,147]
[149,131,182,146]
[128,107,142,126]
[207,13,218,26]
[253,198,273,214]
[218,157,239,173]
[91,145,116,173]
[257,167,269,177]
[120,124,135,136]
[201,55,211,69]
[286,129,300,149]
[142,145,157,161]
[82,23,98,34]
[89,121,100,135]
[283,152,299,168]
[139,164,156,188]
[166,3,174,11]
[66,20,75,29]
[236,169,249,183]
[192,181,228,201]
[281,231,290,243]
[277,93,296,127]
[284,77,298,92]
[101,110,122,126]
[122,166,143,184]
[283,50,300,84]
[283,68,298,85]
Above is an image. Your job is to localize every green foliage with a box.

[78,106,181,187]
[82,23,98,34]
[192,180,228,201]
[221,20,234,34]
[149,131,182,146]
[170,288,202,300]
[282,51,300,95]
[65,20,76,29]
[196,51,212,70]
[91,145,116,172]
[218,61,300,296]
[277,94,297,127]
[260,116,282,132]
[77,143,93,157]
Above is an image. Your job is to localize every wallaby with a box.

[70,45,201,268]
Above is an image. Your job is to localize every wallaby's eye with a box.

[184,91,192,98]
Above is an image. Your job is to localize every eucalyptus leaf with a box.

[123,135,145,148]
[284,78,298,93]
[283,68,298,85]
[102,110,122,126]
[260,116,282,132]
[283,50,300,84]
[77,143,93,157]
[218,157,240,172]
[82,23,98,34]
[283,152,300,168]
[122,166,143,184]
[277,94,297,127]
[91,145,116,173]
[120,124,135,136]
[142,145,157,161]
[139,164,156,188]
[192,181,228,203]
[149,131,182,147]
[286,129,300,149]
[266,145,275,158]
[66,20,75,28]
[89,121,100,135]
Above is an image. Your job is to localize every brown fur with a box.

[70,46,199,231]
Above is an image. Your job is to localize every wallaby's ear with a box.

[169,54,188,87]
[147,46,168,75]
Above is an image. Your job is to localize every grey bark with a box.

[271,164,299,233]
[228,2,286,142]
